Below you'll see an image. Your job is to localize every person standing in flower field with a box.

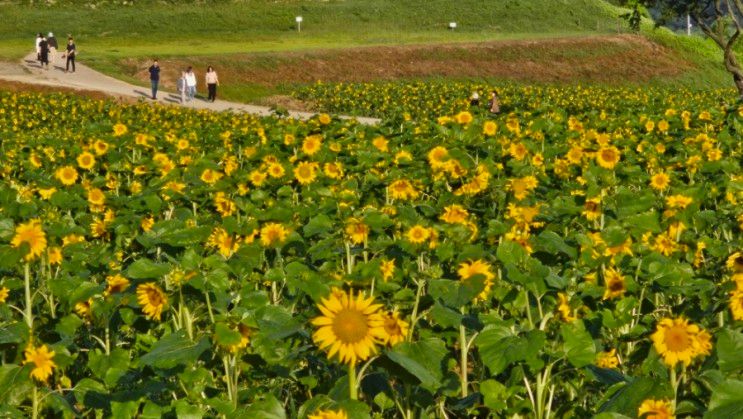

[63,37,76,73]
[205,66,219,102]
[47,32,58,65]
[488,90,500,114]
[184,66,197,101]
[148,59,160,100]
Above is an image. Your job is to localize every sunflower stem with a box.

[24,263,33,331]
[31,385,39,419]
[459,306,469,398]
[670,367,679,408]
[348,363,358,400]
[205,291,215,324]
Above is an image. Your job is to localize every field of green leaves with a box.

[0,84,742,418]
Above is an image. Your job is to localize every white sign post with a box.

[449,22,457,30]
[296,16,303,33]
[687,14,692,36]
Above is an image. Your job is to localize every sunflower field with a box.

[0,86,742,419]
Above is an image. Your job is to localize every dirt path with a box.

[0,52,380,125]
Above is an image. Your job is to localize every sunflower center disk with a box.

[332,309,369,343]
[664,327,690,352]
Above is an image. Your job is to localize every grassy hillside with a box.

[0,0,625,59]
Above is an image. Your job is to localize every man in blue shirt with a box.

[148,59,160,100]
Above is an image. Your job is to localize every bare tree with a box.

[647,0,743,97]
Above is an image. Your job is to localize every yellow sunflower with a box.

[309,409,348,419]
[112,123,128,136]
[207,227,240,258]
[136,282,167,321]
[311,289,387,365]
[455,111,473,125]
[650,173,670,190]
[582,197,602,221]
[77,152,96,170]
[440,204,469,224]
[250,170,268,187]
[345,218,369,245]
[380,311,409,346]
[730,289,743,321]
[596,146,621,169]
[317,114,332,125]
[508,176,538,201]
[93,140,109,155]
[105,274,130,296]
[380,259,395,282]
[665,195,693,209]
[602,267,626,300]
[200,169,223,185]
[23,344,57,382]
[260,223,289,247]
[294,161,319,185]
[406,225,430,244]
[302,135,323,155]
[483,120,498,136]
[48,247,62,265]
[595,349,619,369]
[11,219,47,261]
[638,399,674,419]
[457,259,495,301]
[651,317,707,367]
[267,163,285,178]
[87,187,106,206]
[727,252,743,273]
[323,162,344,179]
[56,165,79,186]
[427,146,449,169]
[388,179,419,201]
[557,292,576,322]
[372,136,389,152]
[0,286,9,304]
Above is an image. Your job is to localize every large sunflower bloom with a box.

[136,283,168,321]
[23,344,57,382]
[638,399,674,419]
[311,289,387,365]
[651,317,708,367]
[11,219,47,261]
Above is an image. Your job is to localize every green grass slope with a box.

[0,0,625,59]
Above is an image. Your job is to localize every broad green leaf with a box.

[240,395,286,419]
[0,365,33,405]
[139,331,210,369]
[561,320,596,368]
[716,329,743,374]
[125,258,170,279]
[706,379,743,418]
[598,377,671,415]
[386,338,448,392]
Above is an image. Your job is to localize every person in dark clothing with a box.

[38,37,49,70]
[47,32,58,65]
[64,37,76,73]
[148,59,160,100]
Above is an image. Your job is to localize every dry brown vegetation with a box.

[124,35,694,90]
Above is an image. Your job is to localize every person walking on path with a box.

[38,36,49,70]
[205,66,219,102]
[177,69,187,103]
[47,32,58,65]
[184,66,196,101]
[35,33,43,61]
[148,59,160,100]
[64,37,76,73]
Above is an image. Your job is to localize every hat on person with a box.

[48,32,53,37]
